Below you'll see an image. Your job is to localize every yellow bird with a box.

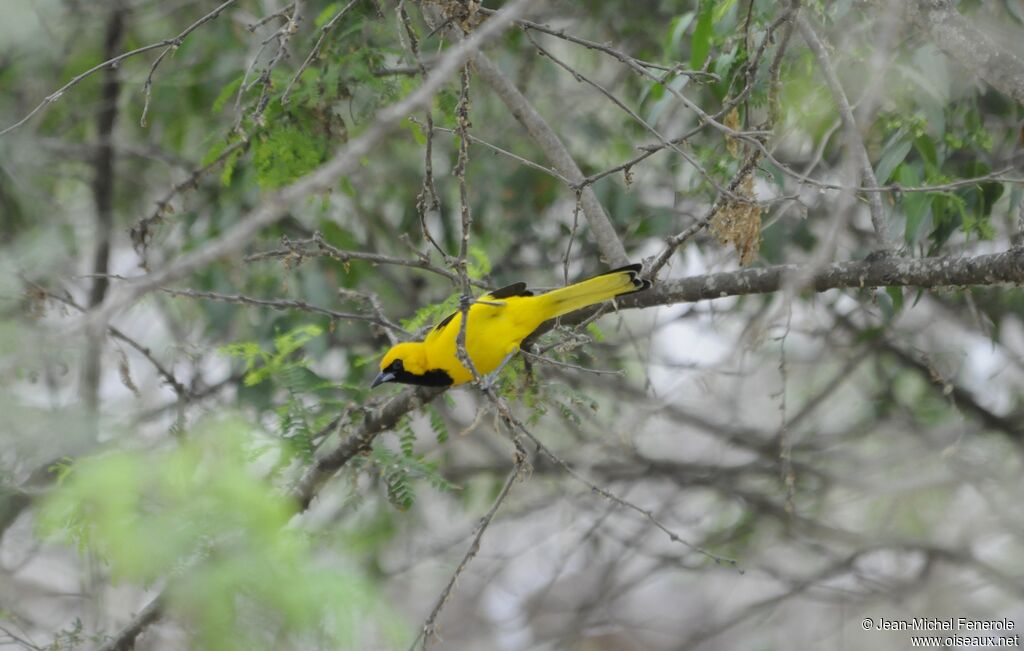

[372,264,650,388]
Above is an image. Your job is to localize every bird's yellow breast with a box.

[424,296,542,385]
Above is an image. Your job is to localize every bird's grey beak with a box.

[371,371,395,388]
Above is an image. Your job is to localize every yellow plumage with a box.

[373,264,650,388]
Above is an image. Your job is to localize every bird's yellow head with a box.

[372,341,453,388]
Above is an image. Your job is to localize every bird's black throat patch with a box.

[381,359,454,387]
[393,367,454,387]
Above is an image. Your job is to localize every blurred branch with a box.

[797,14,894,251]
[429,125,574,185]
[906,0,1024,104]
[94,595,164,651]
[886,343,1024,440]
[455,364,739,566]
[82,4,126,417]
[0,485,32,540]
[834,313,1024,442]
[395,0,448,259]
[35,138,192,169]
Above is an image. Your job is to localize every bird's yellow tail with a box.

[538,264,650,320]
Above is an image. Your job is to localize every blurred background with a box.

[2,0,1024,649]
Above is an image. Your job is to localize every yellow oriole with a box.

[372,264,650,388]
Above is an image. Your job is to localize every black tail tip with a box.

[607,263,651,292]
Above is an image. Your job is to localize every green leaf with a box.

[898,165,930,246]
[914,133,939,169]
[211,75,244,114]
[401,293,459,332]
[221,325,323,387]
[663,12,695,61]
[885,286,904,315]
[427,404,449,444]
[399,417,416,458]
[713,0,738,23]
[468,245,492,279]
[643,75,689,125]
[220,147,241,187]
[875,135,912,185]
[690,1,714,70]
[406,119,426,146]
[315,2,342,28]
[252,123,328,189]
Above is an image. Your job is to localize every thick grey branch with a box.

[906,0,1024,104]
[623,248,1024,309]
[95,596,164,651]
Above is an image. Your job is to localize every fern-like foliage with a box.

[366,432,457,511]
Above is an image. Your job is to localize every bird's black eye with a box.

[389,359,404,372]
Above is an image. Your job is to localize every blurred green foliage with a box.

[39,419,405,649]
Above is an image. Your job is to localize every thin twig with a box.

[161,287,408,334]
[94,594,165,651]
[452,63,483,386]
[398,0,448,259]
[571,9,793,190]
[252,0,306,120]
[477,7,719,78]
[282,0,362,104]
[245,233,489,289]
[430,125,573,185]
[1,0,240,137]
[247,2,295,31]
[337,287,401,344]
[648,151,763,277]
[409,466,520,651]
[27,281,190,398]
[563,190,583,284]
[526,31,743,202]
[130,138,251,262]
[520,349,624,377]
